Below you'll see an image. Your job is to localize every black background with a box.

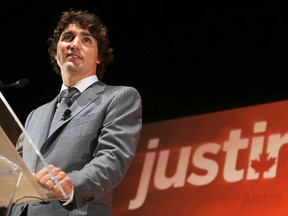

[2,1,288,124]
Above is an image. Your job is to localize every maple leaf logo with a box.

[250,153,276,175]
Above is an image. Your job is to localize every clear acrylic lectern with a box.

[0,91,67,216]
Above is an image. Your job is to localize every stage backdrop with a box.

[112,100,288,216]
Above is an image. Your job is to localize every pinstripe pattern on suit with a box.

[12,81,142,216]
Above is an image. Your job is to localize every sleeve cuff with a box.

[61,187,74,206]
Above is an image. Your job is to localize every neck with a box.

[61,72,95,87]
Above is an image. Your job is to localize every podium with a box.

[0,91,67,216]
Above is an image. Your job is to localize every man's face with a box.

[55,23,101,77]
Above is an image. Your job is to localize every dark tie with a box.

[49,87,79,135]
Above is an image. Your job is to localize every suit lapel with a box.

[70,82,106,117]
[40,82,106,154]
[37,98,58,145]
[28,97,57,171]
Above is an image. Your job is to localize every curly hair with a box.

[47,9,114,80]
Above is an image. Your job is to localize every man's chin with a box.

[64,63,82,73]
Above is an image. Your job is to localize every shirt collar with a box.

[60,75,98,93]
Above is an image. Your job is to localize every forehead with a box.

[62,23,92,35]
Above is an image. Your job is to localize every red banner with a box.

[113,100,288,215]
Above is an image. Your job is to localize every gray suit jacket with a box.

[11,81,142,216]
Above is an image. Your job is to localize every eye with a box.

[83,37,92,44]
[61,34,73,42]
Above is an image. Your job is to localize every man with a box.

[12,9,142,216]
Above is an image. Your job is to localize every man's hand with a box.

[33,164,73,198]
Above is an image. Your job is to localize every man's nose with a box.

[69,37,81,50]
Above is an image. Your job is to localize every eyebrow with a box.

[62,30,93,37]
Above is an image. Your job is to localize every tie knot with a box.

[59,87,79,106]
[60,87,77,97]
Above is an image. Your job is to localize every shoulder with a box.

[96,81,141,98]
[26,98,56,119]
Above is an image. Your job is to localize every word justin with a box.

[129,121,284,209]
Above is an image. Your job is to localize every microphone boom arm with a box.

[0,79,30,88]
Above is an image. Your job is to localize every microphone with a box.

[0,79,30,88]
[62,109,71,120]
